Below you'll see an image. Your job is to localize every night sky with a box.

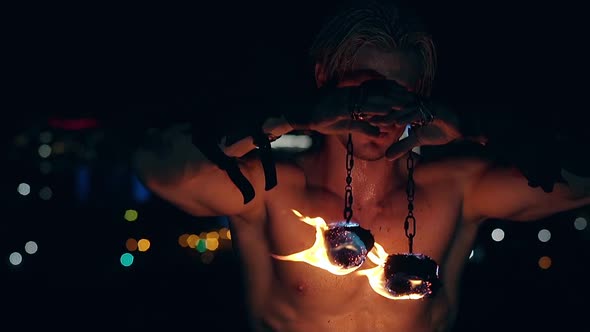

[2,1,588,331]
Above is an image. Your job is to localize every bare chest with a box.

[265,183,464,315]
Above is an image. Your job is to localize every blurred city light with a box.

[38,144,52,158]
[537,229,551,242]
[574,217,587,230]
[126,238,138,251]
[538,256,552,270]
[120,253,134,267]
[24,241,38,254]
[138,239,150,252]
[9,252,23,266]
[17,183,31,196]
[39,186,53,200]
[124,209,138,222]
[491,228,504,242]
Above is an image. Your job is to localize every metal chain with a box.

[344,133,354,223]
[404,148,416,253]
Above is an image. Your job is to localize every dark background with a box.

[2,1,589,331]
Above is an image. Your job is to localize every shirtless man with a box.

[133,2,590,331]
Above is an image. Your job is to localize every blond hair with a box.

[309,0,436,97]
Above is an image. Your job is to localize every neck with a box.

[305,136,410,206]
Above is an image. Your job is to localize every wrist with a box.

[262,115,294,137]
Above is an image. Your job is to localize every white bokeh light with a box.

[538,229,551,242]
[25,241,38,254]
[271,135,312,150]
[39,131,53,143]
[574,217,587,231]
[17,183,31,196]
[469,250,474,259]
[38,144,52,158]
[9,252,23,266]
[39,187,53,200]
[491,228,505,242]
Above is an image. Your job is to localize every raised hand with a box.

[381,99,465,161]
[285,77,417,138]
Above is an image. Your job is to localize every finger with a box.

[386,133,420,161]
[333,119,380,137]
[369,107,420,126]
[363,95,415,113]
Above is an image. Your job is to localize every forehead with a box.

[351,44,421,88]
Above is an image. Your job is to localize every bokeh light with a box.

[126,238,138,251]
[120,253,134,267]
[9,252,23,266]
[39,131,53,143]
[538,256,552,270]
[574,217,587,230]
[201,251,214,264]
[124,209,138,222]
[17,183,31,196]
[469,250,474,259]
[226,229,231,240]
[39,186,53,200]
[491,228,504,242]
[138,239,151,252]
[206,238,219,251]
[187,234,198,249]
[537,229,551,242]
[196,239,207,253]
[219,227,228,239]
[38,144,52,158]
[25,241,38,254]
[178,234,189,247]
[51,141,65,154]
[207,231,219,239]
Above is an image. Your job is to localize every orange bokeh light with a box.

[125,238,138,252]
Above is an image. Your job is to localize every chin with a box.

[354,149,385,161]
[351,140,390,161]
[338,129,403,161]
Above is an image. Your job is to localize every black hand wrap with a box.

[457,103,589,193]
[252,127,278,190]
[191,117,279,205]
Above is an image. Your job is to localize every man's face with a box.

[334,45,421,161]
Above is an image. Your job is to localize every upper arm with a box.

[463,161,590,222]
[146,156,269,218]
[133,125,269,219]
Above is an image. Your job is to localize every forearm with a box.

[133,123,209,187]
[133,116,294,186]
[219,115,294,157]
[455,102,590,194]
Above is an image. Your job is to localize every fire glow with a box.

[272,210,432,300]
[271,210,362,275]
[356,242,428,300]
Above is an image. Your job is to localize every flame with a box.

[273,210,430,300]
[271,209,362,275]
[356,242,428,300]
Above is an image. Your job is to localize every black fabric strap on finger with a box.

[191,132,256,205]
[252,129,278,191]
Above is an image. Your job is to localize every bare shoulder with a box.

[274,157,307,189]
[416,152,492,185]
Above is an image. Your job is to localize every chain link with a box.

[404,147,416,253]
[343,133,354,223]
